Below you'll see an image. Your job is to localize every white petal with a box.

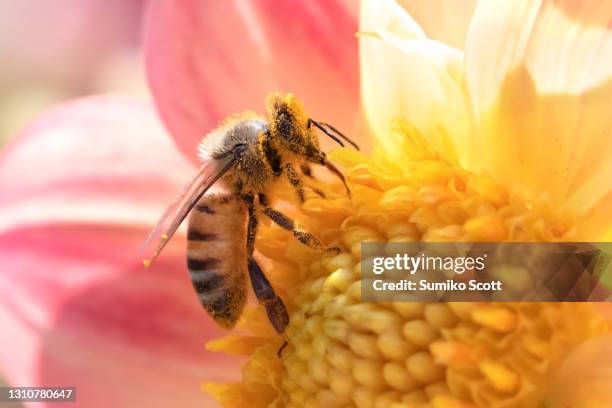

[464,0,612,218]
[359,0,472,161]
[397,0,477,49]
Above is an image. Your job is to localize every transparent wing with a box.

[142,155,235,267]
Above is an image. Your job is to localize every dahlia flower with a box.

[202,0,612,407]
[0,1,611,408]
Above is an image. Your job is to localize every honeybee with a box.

[143,93,358,334]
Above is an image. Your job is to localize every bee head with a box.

[266,93,317,154]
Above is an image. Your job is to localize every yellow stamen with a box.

[204,124,609,407]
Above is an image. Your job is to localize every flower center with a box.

[205,124,605,407]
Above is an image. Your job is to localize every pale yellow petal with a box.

[359,0,472,162]
[397,0,477,49]
[360,0,426,40]
[464,0,612,223]
[465,0,543,113]
[467,0,612,110]
[575,191,612,240]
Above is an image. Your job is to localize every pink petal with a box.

[0,95,195,231]
[0,97,240,406]
[0,0,144,86]
[0,225,236,407]
[0,225,236,408]
[144,0,359,161]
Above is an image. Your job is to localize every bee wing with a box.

[142,155,235,266]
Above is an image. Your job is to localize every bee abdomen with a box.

[187,194,247,328]
[187,229,217,241]
[187,257,221,271]
[189,266,239,327]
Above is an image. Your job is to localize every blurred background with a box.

[0,0,150,147]
[0,0,149,391]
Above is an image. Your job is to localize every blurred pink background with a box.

[0,2,360,406]
[0,0,149,146]
[0,0,149,388]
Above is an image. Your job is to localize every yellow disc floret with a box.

[204,123,608,408]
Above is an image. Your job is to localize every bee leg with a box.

[244,194,257,256]
[244,195,289,334]
[323,160,350,197]
[262,205,341,255]
[284,163,306,203]
[277,340,289,357]
[300,163,313,177]
[306,185,326,198]
[299,164,326,198]
[247,258,289,334]
[304,150,350,197]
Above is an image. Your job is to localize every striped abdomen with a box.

[187,194,247,328]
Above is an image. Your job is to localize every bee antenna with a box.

[308,119,360,151]
[308,119,344,147]
[318,121,360,151]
